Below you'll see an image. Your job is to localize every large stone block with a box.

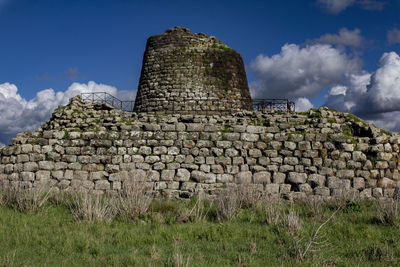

[253,171,271,184]
[235,171,252,184]
[191,171,216,183]
[288,172,307,184]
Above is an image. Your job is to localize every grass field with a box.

[0,186,399,266]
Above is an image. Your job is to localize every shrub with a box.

[187,196,213,223]
[216,187,241,221]
[70,192,116,222]
[375,199,399,226]
[265,202,283,226]
[280,204,340,262]
[237,185,265,209]
[303,197,324,220]
[117,181,152,220]
[1,186,51,213]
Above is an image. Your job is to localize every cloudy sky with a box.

[0,0,399,146]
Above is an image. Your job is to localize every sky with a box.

[0,0,400,146]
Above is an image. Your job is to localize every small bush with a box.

[303,198,324,220]
[332,189,359,210]
[117,181,152,220]
[1,186,51,213]
[344,200,362,213]
[265,202,284,226]
[187,196,213,223]
[375,199,399,226]
[216,187,241,221]
[70,192,116,222]
[237,185,264,209]
[280,204,340,262]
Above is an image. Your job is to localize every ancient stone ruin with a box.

[0,27,399,201]
[133,27,252,113]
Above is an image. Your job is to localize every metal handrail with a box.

[80,92,135,112]
[80,92,295,113]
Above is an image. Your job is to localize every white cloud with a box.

[317,0,356,14]
[313,28,364,48]
[0,81,136,145]
[362,52,400,114]
[366,111,400,132]
[295,98,314,112]
[325,52,400,131]
[317,0,385,14]
[387,28,400,45]
[249,43,359,100]
[329,85,347,95]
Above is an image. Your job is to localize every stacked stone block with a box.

[0,96,399,200]
[133,27,252,113]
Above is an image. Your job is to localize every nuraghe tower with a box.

[133,27,252,113]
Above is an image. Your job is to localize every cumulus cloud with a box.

[295,98,314,112]
[325,52,400,131]
[312,28,364,48]
[387,28,400,45]
[249,34,400,131]
[249,43,359,100]
[0,81,136,146]
[317,0,356,14]
[317,0,385,14]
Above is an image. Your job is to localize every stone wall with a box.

[1,96,399,201]
[133,27,252,113]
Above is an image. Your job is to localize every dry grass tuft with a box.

[117,180,152,220]
[304,197,325,220]
[237,185,265,208]
[265,201,284,226]
[0,186,51,213]
[282,204,340,262]
[70,192,116,222]
[188,196,211,222]
[375,199,399,226]
[216,187,241,221]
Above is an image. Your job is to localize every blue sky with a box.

[0,0,400,145]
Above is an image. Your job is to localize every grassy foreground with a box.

[0,188,399,266]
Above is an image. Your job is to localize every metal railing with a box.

[252,99,295,112]
[81,92,135,112]
[80,92,295,113]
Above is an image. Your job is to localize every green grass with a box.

[347,113,363,123]
[0,198,399,266]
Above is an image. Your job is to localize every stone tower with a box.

[133,27,252,113]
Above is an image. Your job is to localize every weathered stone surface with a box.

[95,180,110,190]
[353,177,365,190]
[24,162,38,172]
[0,64,398,202]
[161,170,175,181]
[133,27,252,113]
[253,171,271,184]
[299,183,313,194]
[21,172,35,181]
[288,172,307,184]
[336,170,354,179]
[175,168,190,182]
[265,183,279,194]
[191,171,216,183]
[308,174,325,187]
[235,171,252,184]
